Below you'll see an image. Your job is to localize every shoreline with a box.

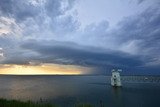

[0,98,94,107]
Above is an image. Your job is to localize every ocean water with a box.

[0,75,160,107]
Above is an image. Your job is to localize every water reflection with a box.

[111,87,123,107]
[0,75,160,107]
[8,76,81,101]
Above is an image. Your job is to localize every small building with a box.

[111,69,122,87]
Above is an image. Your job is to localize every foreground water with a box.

[0,75,160,107]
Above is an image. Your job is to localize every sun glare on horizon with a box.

[0,64,91,75]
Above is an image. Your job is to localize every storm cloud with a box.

[20,40,143,67]
[0,0,160,75]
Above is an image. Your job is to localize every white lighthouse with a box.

[111,69,122,87]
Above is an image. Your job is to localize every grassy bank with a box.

[0,98,56,107]
[0,98,93,107]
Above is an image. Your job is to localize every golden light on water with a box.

[0,64,91,75]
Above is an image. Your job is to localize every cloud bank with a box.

[0,0,160,75]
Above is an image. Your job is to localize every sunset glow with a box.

[0,64,90,75]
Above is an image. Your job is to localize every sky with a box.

[0,0,160,75]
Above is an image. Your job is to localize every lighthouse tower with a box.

[111,69,122,87]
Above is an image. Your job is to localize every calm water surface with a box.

[0,75,160,107]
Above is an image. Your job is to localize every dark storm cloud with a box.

[1,38,143,69]
[18,39,143,68]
